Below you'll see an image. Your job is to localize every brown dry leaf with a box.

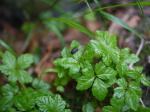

[85,20,101,32]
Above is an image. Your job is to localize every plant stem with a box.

[84,0,93,13]
[128,38,145,107]
[140,98,145,107]
[129,38,144,69]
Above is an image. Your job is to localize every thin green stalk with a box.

[86,1,150,14]
[94,0,99,5]
[22,30,33,53]
[0,39,15,55]
[136,0,144,16]
[84,0,93,13]
[51,26,65,48]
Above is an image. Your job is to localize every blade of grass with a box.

[22,30,33,52]
[84,0,93,13]
[94,0,99,5]
[51,26,65,47]
[136,0,150,33]
[99,11,142,39]
[95,1,150,11]
[76,1,150,22]
[45,17,95,38]
[136,0,144,16]
[0,50,3,58]
[22,22,35,53]
[0,39,15,55]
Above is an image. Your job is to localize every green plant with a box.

[53,31,150,112]
[0,51,70,112]
[0,31,150,112]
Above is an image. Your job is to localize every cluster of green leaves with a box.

[54,31,150,112]
[0,51,70,112]
[0,31,150,112]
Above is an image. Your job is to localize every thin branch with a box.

[136,38,144,56]
[128,37,145,107]
[129,38,144,69]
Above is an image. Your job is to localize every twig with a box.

[128,38,145,107]
[136,38,144,56]
[129,38,144,69]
